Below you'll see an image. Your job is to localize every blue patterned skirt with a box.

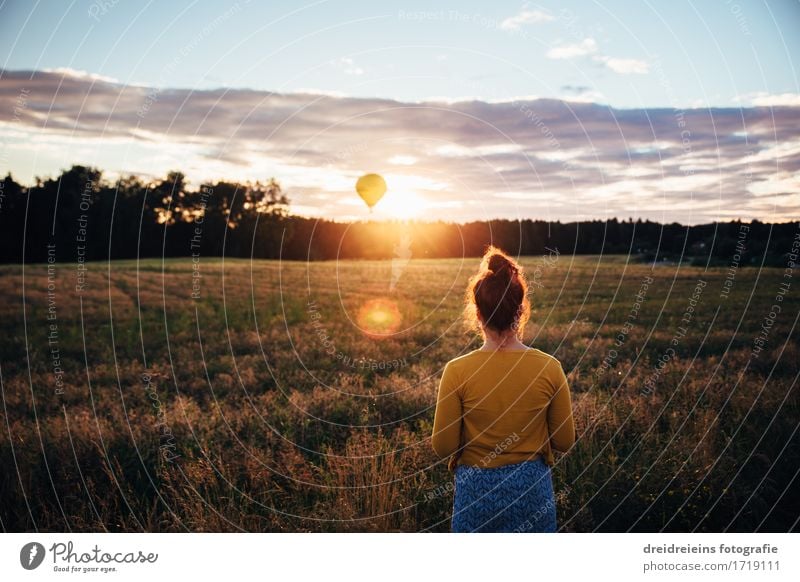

[451,458,557,533]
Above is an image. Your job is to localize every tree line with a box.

[0,166,796,266]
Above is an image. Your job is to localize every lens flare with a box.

[357,298,402,337]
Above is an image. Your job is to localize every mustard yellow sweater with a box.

[432,348,575,470]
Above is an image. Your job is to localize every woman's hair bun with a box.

[465,246,530,335]
[487,253,516,279]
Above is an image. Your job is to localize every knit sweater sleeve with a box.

[431,361,463,459]
[547,360,575,453]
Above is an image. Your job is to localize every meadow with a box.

[0,254,797,532]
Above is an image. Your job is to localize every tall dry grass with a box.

[0,256,797,531]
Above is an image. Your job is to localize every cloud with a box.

[560,84,606,104]
[42,67,120,84]
[0,68,798,224]
[500,8,553,30]
[546,38,648,75]
[547,38,598,59]
[747,171,800,197]
[594,55,650,75]
[388,155,418,165]
[735,92,800,107]
[331,57,364,76]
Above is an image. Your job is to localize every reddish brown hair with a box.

[465,246,530,337]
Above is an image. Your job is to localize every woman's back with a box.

[432,348,574,470]
[430,245,575,532]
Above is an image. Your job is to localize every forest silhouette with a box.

[1,165,796,265]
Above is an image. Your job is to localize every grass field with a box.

[1,254,798,532]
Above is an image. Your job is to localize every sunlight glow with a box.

[373,189,428,219]
[356,298,402,337]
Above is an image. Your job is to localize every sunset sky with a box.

[1,0,799,223]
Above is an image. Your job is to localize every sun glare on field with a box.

[357,298,403,337]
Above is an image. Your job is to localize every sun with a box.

[374,189,428,219]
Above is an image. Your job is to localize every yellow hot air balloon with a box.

[356,173,387,211]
